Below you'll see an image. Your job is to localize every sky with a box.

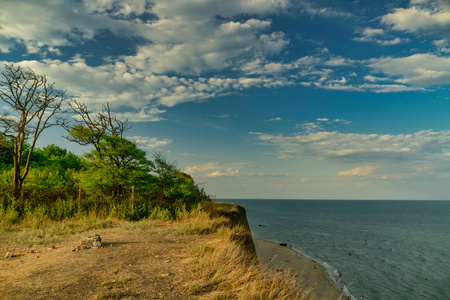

[2,0,450,200]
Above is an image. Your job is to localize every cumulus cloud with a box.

[128,136,173,149]
[338,165,376,177]
[316,118,352,124]
[250,129,450,162]
[354,27,409,46]
[0,0,443,117]
[184,162,250,178]
[299,2,353,18]
[382,0,450,42]
[0,0,145,54]
[124,18,290,75]
[207,168,240,177]
[1,58,295,111]
[0,0,296,112]
[316,118,329,122]
[368,54,450,86]
[152,0,290,18]
[114,107,167,122]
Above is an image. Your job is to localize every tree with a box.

[33,144,84,173]
[83,135,154,197]
[0,64,67,198]
[66,101,155,198]
[66,100,130,157]
[151,151,179,191]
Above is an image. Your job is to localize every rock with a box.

[4,252,11,259]
[76,233,102,251]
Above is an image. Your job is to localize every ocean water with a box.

[226,200,450,300]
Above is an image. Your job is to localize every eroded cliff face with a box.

[207,202,257,257]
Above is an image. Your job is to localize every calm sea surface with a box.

[225,200,450,300]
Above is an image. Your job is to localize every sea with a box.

[225,199,450,300]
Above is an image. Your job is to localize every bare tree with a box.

[65,100,130,158]
[0,64,67,198]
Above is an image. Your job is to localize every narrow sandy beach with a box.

[253,237,346,300]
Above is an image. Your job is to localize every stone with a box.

[4,252,11,259]
[76,233,102,251]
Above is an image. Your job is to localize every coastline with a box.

[253,237,349,300]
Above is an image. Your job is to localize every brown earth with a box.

[0,225,214,300]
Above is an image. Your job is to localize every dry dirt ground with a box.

[0,225,214,300]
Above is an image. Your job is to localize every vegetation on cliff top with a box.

[0,64,209,224]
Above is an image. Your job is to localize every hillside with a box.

[0,203,339,299]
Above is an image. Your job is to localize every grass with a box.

[187,231,309,300]
[0,201,321,299]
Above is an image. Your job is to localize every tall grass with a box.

[0,194,188,227]
[0,200,326,299]
[187,228,311,300]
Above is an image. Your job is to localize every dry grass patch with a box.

[187,232,311,300]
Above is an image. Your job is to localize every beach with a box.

[253,237,346,300]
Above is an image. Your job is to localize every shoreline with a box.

[252,237,352,300]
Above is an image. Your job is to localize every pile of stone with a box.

[72,233,102,252]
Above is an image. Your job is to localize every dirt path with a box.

[0,227,212,299]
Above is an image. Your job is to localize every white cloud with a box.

[368,54,450,86]
[316,118,352,124]
[382,1,450,43]
[1,58,296,111]
[207,168,240,177]
[115,107,167,122]
[299,3,353,19]
[0,0,145,54]
[128,136,173,149]
[152,0,290,18]
[0,0,298,110]
[184,162,250,178]
[359,83,426,93]
[269,117,282,121]
[124,18,290,75]
[250,129,450,162]
[364,75,389,83]
[338,165,376,177]
[296,122,324,134]
[354,27,409,46]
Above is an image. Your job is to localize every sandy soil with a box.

[1,224,349,300]
[0,226,212,300]
[253,237,347,300]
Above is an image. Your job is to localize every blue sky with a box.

[2,0,450,199]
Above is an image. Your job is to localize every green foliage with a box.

[77,135,157,199]
[33,144,84,172]
[0,108,210,226]
[163,172,201,207]
[150,152,206,208]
